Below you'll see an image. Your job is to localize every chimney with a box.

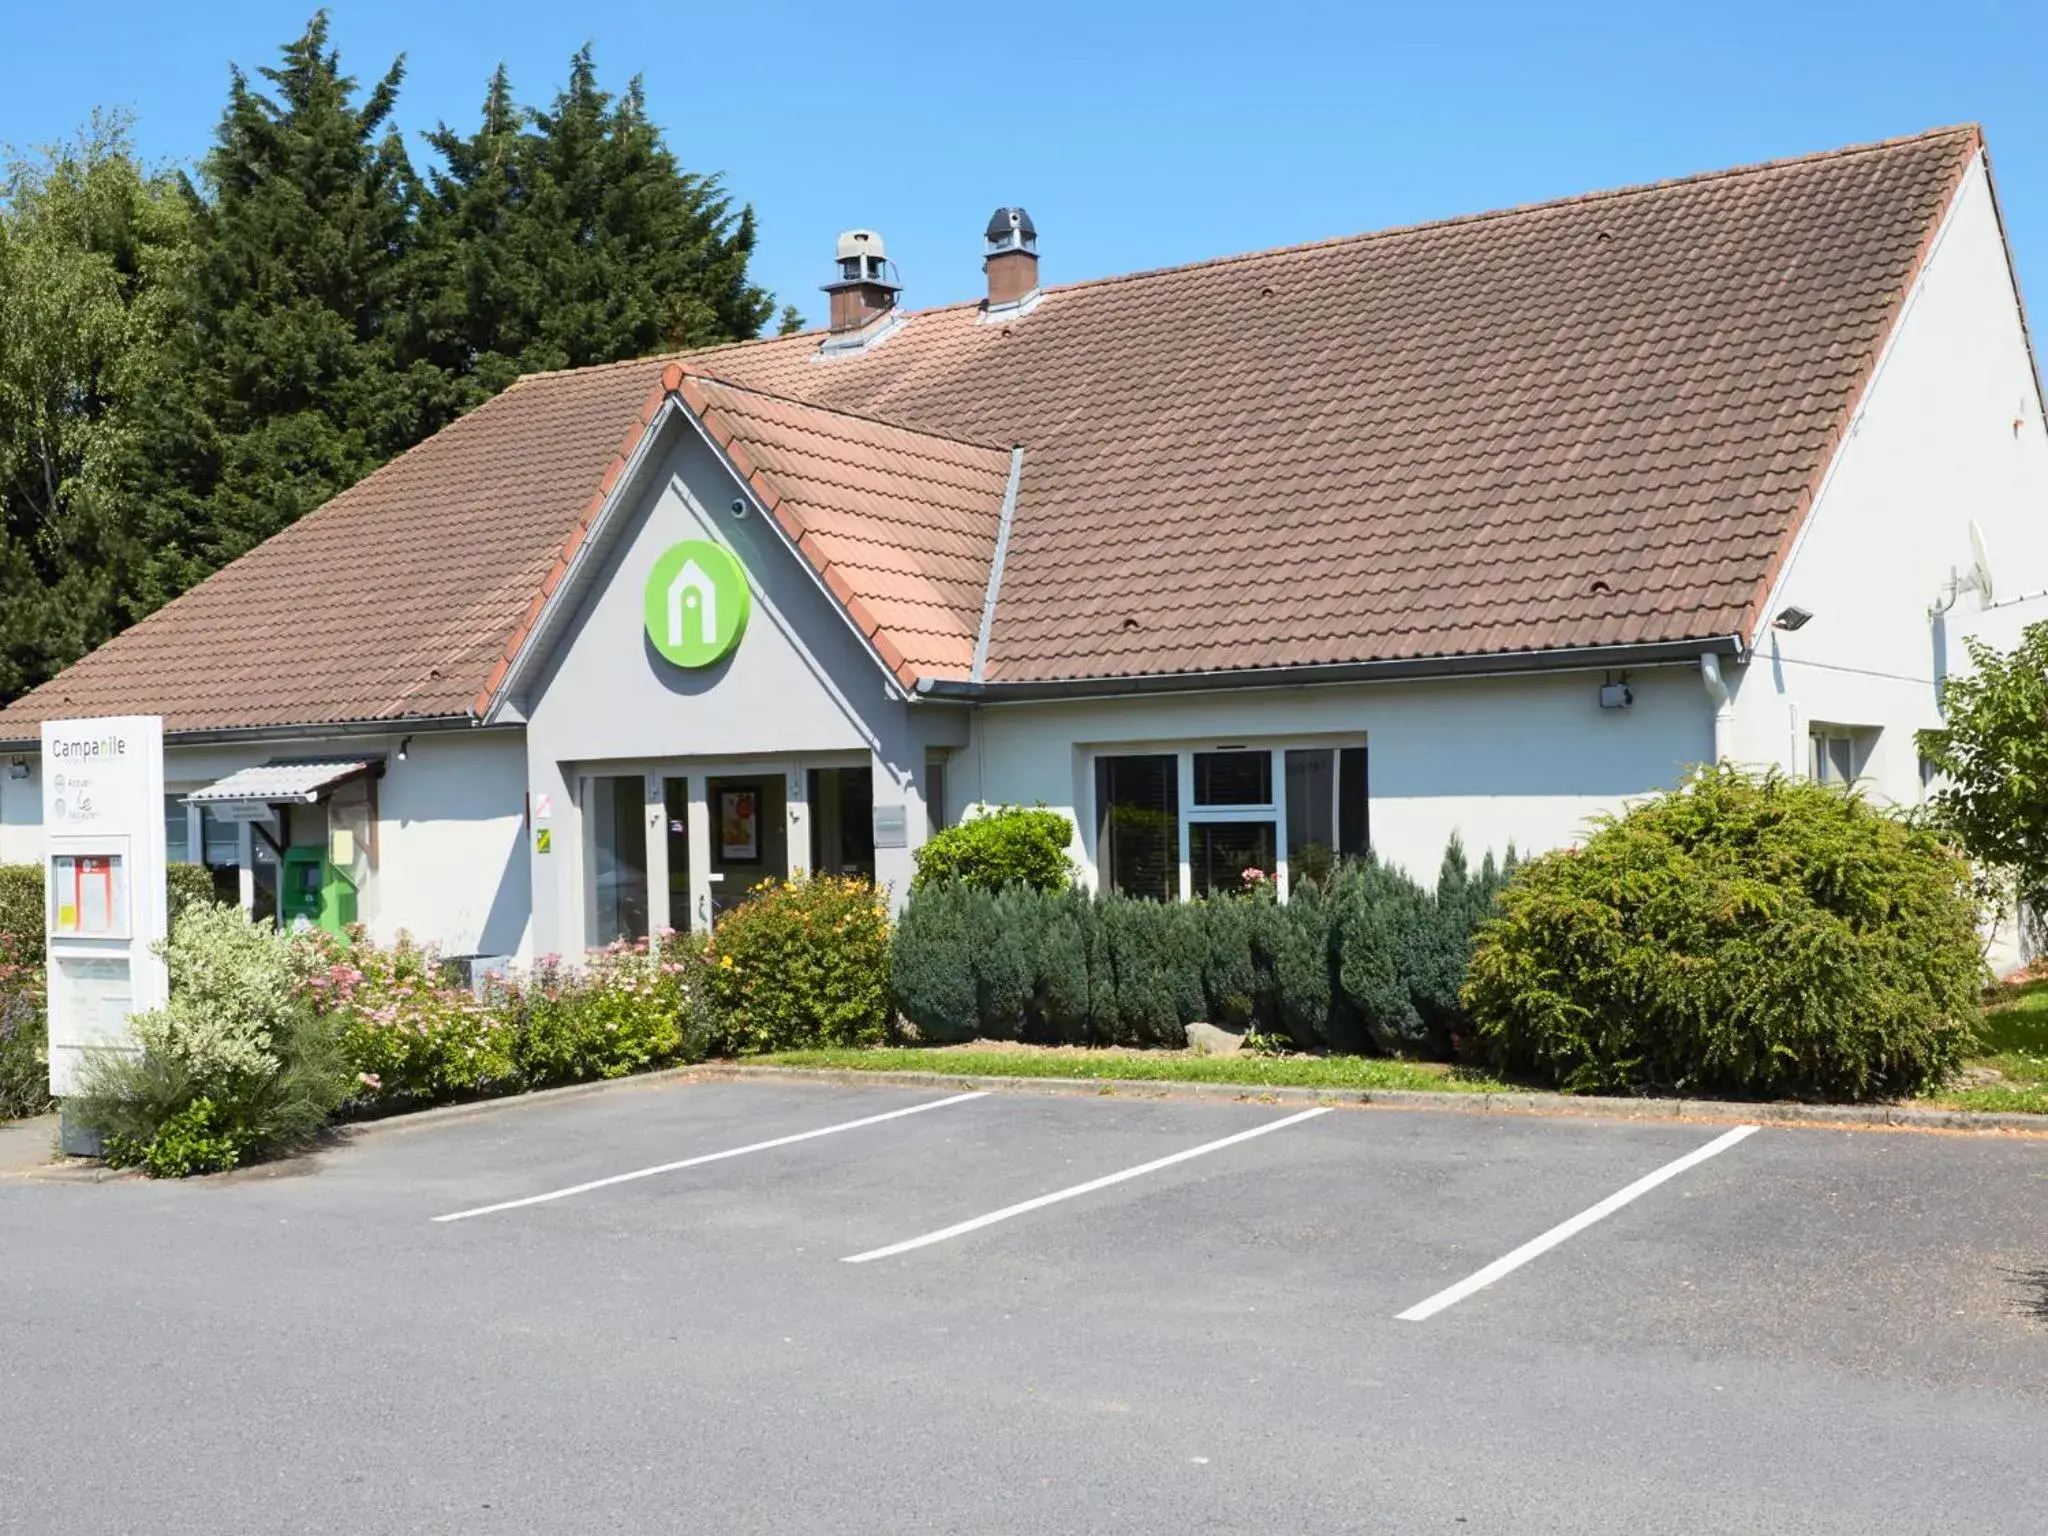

[822,229,901,333]
[983,207,1039,310]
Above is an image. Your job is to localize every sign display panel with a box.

[643,539,751,668]
[49,848,129,939]
[41,716,168,1099]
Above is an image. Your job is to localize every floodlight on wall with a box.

[6,756,27,780]
[396,735,413,763]
[1773,605,1814,632]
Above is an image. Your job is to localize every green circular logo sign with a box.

[643,539,751,668]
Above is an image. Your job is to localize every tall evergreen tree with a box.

[420,47,778,390]
[0,115,189,699]
[128,11,457,597]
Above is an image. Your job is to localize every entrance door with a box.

[807,766,876,881]
[663,778,690,934]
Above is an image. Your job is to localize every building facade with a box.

[2,128,2043,970]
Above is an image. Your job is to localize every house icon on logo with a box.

[667,559,717,649]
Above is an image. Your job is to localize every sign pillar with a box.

[41,716,168,1150]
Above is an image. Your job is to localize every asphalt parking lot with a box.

[4,1078,2046,1535]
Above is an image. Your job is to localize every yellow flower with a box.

[719,954,735,969]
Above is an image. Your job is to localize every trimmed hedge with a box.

[1464,766,1984,1101]
[891,840,1513,1053]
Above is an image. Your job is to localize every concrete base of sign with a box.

[58,1109,105,1159]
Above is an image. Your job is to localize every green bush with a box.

[1,938,51,1120]
[1465,766,1984,1101]
[889,840,1513,1055]
[709,875,892,1052]
[73,992,350,1177]
[66,906,353,1172]
[297,930,521,1104]
[503,940,709,1088]
[0,864,40,966]
[912,806,1074,893]
[167,863,223,924]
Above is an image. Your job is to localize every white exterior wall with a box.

[1727,153,2048,812]
[0,756,43,864]
[0,728,527,959]
[962,664,1712,886]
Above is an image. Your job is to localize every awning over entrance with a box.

[183,760,374,806]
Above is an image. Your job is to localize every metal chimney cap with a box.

[836,229,887,261]
[985,206,1037,244]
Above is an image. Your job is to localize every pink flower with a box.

[1241,867,1268,884]
[358,1072,382,1089]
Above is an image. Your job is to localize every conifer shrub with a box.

[1465,766,1983,1100]
[911,806,1075,893]
[887,839,1512,1055]
[890,881,984,1042]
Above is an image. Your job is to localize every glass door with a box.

[663,778,690,934]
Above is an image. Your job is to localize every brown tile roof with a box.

[0,125,1986,737]
[678,375,1015,685]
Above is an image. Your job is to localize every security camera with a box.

[730,498,749,519]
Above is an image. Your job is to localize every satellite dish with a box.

[1969,520,1995,608]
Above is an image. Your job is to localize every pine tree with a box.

[421,47,777,388]
[128,12,456,597]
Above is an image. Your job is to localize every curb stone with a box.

[686,1063,2048,1136]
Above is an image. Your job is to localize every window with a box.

[1095,754,1179,901]
[200,805,242,904]
[590,775,648,943]
[1809,727,1876,787]
[926,755,949,839]
[1094,741,1367,900]
[1194,750,1270,806]
[163,796,192,864]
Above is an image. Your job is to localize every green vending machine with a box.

[280,847,357,936]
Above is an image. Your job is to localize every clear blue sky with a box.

[4,1,2044,335]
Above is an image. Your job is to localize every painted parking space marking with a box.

[432,1092,988,1223]
[1395,1123,1759,1321]
[842,1105,1333,1264]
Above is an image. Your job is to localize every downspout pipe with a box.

[1700,653,1734,762]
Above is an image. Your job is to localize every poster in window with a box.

[719,787,760,863]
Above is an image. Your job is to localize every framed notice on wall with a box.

[718,787,760,863]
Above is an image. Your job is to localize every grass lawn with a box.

[1932,981,2048,1114]
[751,1046,1512,1094]
[759,992,2048,1113]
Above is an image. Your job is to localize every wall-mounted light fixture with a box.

[1773,605,1814,631]
[6,756,28,780]
[396,735,414,763]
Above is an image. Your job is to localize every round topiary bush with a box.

[1464,766,1985,1102]
[911,805,1074,893]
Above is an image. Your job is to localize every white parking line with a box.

[432,1092,988,1223]
[1395,1123,1759,1321]
[842,1105,1332,1263]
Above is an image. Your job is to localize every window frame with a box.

[1089,735,1365,902]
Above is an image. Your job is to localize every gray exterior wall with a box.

[517,415,963,957]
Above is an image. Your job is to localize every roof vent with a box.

[983,206,1041,317]
[822,229,902,334]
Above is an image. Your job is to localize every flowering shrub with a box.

[69,906,351,1174]
[295,930,518,1107]
[709,875,892,1053]
[0,937,51,1120]
[498,937,711,1088]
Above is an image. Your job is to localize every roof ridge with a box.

[684,368,1012,455]
[1034,124,1985,301]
